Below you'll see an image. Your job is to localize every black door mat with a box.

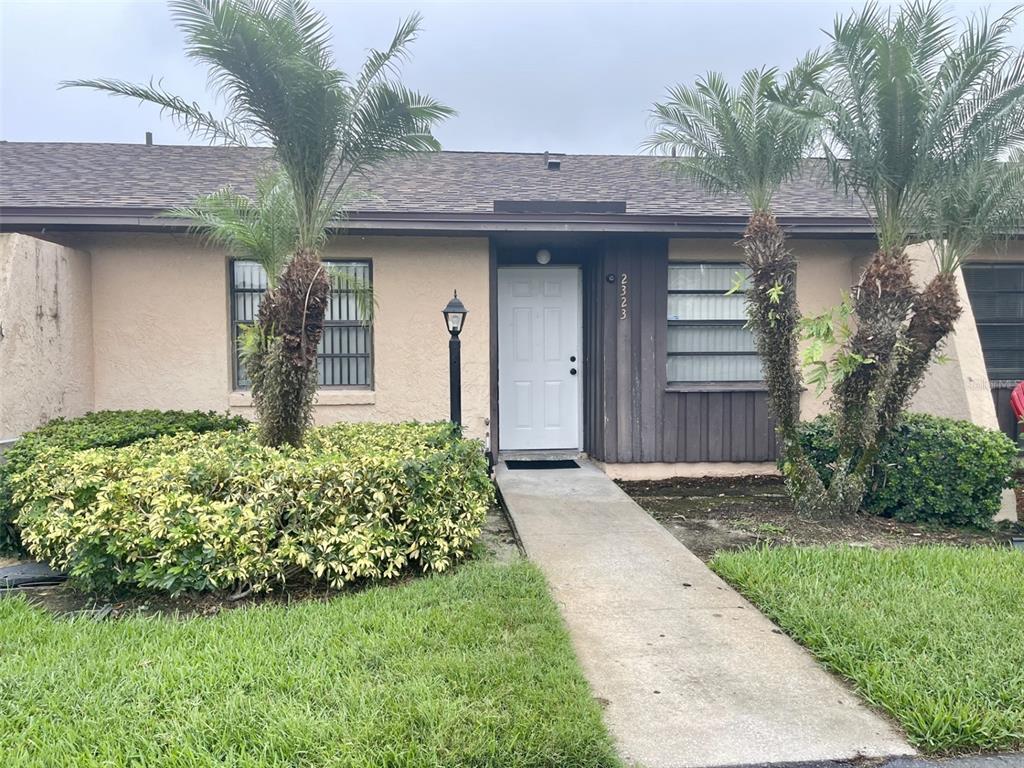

[0,561,69,589]
[505,459,579,470]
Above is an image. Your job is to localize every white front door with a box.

[498,267,581,451]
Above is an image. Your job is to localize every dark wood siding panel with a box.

[579,235,780,463]
[601,251,618,460]
[729,395,747,462]
[607,246,630,461]
[582,256,607,458]
[660,390,778,462]
[663,392,679,463]
[639,242,662,461]
[653,247,669,459]
[683,392,704,462]
[488,242,499,455]
[628,249,642,462]
[707,392,725,461]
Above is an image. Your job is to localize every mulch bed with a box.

[619,475,1024,562]
[4,573,360,620]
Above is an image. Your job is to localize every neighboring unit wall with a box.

[79,233,492,442]
[0,233,94,440]
[907,241,999,428]
[959,241,1024,443]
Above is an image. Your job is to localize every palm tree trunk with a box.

[825,245,917,515]
[832,246,916,443]
[826,273,961,510]
[742,213,827,514]
[876,272,961,436]
[252,248,331,447]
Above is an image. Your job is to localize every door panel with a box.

[498,267,581,450]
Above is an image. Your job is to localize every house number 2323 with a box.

[619,273,629,320]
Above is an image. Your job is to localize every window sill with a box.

[666,383,768,393]
[230,389,376,407]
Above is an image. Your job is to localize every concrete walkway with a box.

[495,460,915,768]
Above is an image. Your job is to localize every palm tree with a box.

[64,0,453,446]
[166,172,370,445]
[646,61,830,514]
[880,149,1024,432]
[813,1,1024,506]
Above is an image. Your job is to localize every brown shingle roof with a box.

[0,141,867,223]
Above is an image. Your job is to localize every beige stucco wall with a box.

[4,229,1018,466]
[86,233,232,414]
[0,233,94,440]
[907,242,999,427]
[77,232,492,443]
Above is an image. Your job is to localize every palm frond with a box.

[927,149,1024,273]
[164,172,299,285]
[324,264,376,327]
[67,0,453,255]
[816,1,1024,251]
[58,77,248,145]
[355,12,421,95]
[329,15,456,201]
[646,60,820,214]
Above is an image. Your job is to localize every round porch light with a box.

[535,248,552,265]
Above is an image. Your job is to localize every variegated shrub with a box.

[14,422,493,594]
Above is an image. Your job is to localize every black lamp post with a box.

[443,291,468,426]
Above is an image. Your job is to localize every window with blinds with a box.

[230,260,373,389]
[963,263,1024,381]
[667,263,762,384]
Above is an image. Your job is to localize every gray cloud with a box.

[2,1,1021,154]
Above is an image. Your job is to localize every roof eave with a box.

[0,207,877,237]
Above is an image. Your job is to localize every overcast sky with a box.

[2,1,1022,154]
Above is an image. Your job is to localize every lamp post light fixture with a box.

[443,291,468,426]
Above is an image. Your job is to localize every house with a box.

[1,141,1021,485]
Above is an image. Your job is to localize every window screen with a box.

[667,263,762,383]
[963,263,1024,381]
[231,260,372,388]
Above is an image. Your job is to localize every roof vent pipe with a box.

[145,132,153,146]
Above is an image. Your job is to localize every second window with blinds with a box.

[231,260,373,389]
[667,263,762,385]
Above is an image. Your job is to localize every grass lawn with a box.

[712,545,1024,755]
[0,560,620,768]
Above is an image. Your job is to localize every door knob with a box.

[569,355,577,362]
[569,368,578,376]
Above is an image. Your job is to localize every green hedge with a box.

[794,413,1016,527]
[0,410,247,553]
[13,422,492,594]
